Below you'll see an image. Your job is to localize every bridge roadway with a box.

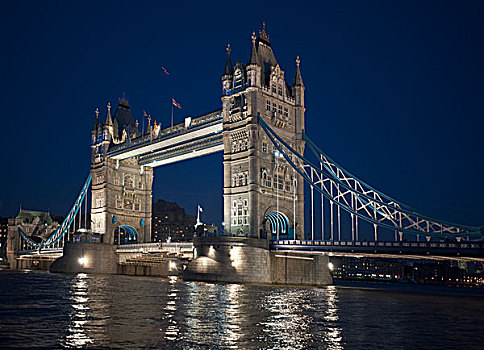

[270,240,484,262]
[107,110,223,166]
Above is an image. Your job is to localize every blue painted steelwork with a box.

[265,211,292,239]
[258,115,482,240]
[118,225,138,244]
[18,174,92,250]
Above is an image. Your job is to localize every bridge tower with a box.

[90,96,153,244]
[222,25,305,240]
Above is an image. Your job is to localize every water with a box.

[0,270,483,349]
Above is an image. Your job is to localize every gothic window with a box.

[232,199,249,226]
[272,102,276,112]
[265,175,272,188]
[278,105,283,115]
[116,199,122,209]
[284,108,289,118]
[285,181,292,192]
[266,100,271,111]
[114,177,120,186]
[272,85,277,94]
[124,198,133,210]
[124,175,133,188]
[96,174,104,184]
[134,202,140,211]
[278,84,283,96]
[138,181,143,189]
[262,142,268,153]
[234,68,243,87]
[234,95,242,108]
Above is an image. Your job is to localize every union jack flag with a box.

[172,98,182,109]
[162,66,170,75]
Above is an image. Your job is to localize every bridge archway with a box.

[113,225,138,245]
[263,211,293,240]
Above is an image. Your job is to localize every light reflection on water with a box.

[64,273,92,348]
[1,271,484,349]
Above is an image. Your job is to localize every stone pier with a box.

[184,236,332,286]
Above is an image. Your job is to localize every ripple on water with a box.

[0,271,483,349]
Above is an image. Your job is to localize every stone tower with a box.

[222,24,306,240]
[90,96,153,244]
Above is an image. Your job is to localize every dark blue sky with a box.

[1,1,483,229]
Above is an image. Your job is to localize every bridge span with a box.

[271,239,484,262]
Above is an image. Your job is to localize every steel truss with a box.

[258,115,482,241]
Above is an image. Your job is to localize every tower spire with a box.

[248,31,258,65]
[223,43,233,76]
[258,21,270,45]
[105,102,113,125]
[293,55,304,86]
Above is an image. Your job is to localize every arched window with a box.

[124,175,133,188]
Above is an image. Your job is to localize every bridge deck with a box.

[271,240,484,260]
[107,110,223,166]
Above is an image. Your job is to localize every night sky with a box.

[1,1,483,230]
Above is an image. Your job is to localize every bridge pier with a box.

[184,236,332,286]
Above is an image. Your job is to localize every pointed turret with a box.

[248,32,259,66]
[112,93,136,141]
[105,102,113,125]
[92,107,100,132]
[293,56,304,86]
[222,44,234,94]
[223,44,233,76]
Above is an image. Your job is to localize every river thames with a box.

[0,270,483,349]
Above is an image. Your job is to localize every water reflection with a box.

[64,273,93,348]
[323,286,343,349]
[2,271,484,349]
[163,276,180,342]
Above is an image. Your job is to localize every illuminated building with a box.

[152,200,196,242]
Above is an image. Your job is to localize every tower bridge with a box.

[13,24,482,285]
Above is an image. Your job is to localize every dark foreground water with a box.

[0,270,483,349]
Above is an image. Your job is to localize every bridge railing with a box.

[270,240,483,250]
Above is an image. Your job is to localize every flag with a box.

[143,110,149,117]
[162,66,170,75]
[172,98,182,109]
[198,205,203,213]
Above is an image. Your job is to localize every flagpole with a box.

[142,114,145,138]
[171,100,174,129]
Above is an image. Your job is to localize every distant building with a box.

[152,200,196,242]
[205,225,219,235]
[0,217,8,264]
[7,209,61,267]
